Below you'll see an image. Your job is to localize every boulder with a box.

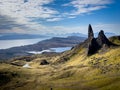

[40,60,49,65]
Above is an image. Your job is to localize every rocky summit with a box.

[87,25,115,55]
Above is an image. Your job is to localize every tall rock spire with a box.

[88,24,94,40]
[87,24,97,55]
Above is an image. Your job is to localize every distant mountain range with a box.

[0,33,87,40]
[0,32,116,40]
[59,33,87,37]
[0,33,49,40]
[65,32,116,38]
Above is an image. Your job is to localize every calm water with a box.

[28,47,72,54]
[0,38,50,49]
[50,47,72,52]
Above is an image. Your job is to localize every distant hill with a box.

[0,36,86,60]
[60,32,116,38]
[0,33,49,40]
[58,32,116,38]
[63,33,87,37]
[43,32,87,38]
[0,32,115,40]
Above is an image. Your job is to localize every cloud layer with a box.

[0,0,117,34]
[63,0,112,16]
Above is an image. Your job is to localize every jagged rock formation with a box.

[87,25,115,56]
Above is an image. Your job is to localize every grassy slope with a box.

[0,46,120,90]
[0,36,120,90]
[109,36,120,45]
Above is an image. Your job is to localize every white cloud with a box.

[0,0,116,35]
[0,1,57,23]
[63,0,112,16]
[46,17,62,22]
[0,0,113,25]
[0,0,61,34]
[0,0,57,19]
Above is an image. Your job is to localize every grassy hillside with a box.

[0,45,120,90]
[109,36,120,45]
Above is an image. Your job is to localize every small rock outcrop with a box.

[40,60,49,65]
[87,25,114,56]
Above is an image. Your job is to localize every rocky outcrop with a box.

[87,25,114,56]
[40,60,49,65]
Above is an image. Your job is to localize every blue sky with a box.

[0,0,120,35]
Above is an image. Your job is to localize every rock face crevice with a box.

[87,25,114,56]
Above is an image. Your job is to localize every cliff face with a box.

[87,25,114,56]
